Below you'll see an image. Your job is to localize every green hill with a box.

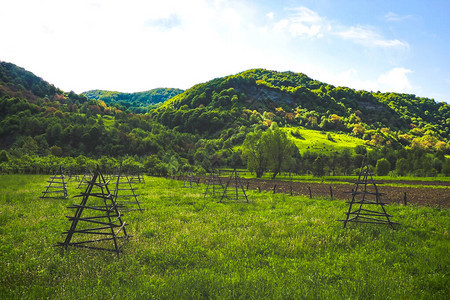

[1,62,449,177]
[0,61,191,158]
[152,68,449,149]
[0,61,60,99]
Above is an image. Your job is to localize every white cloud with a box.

[289,7,323,24]
[0,1,417,96]
[327,67,414,94]
[335,25,409,49]
[0,0,265,92]
[266,7,408,50]
[378,67,413,92]
[330,69,378,91]
[274,19,290,33]
[384,12,413,22]
[289,23,322,38]
[144,14,182,30]
[284,7,325,38]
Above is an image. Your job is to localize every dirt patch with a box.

[243,178,449,208]
[327,178,450,187]
[187,176,449,208]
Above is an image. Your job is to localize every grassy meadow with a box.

[1,174,449,299]
[283,127,366,154]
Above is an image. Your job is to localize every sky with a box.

[1,0,449,103]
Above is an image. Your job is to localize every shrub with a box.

[376,158,391,176]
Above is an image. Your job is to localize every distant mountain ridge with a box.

[153,68,449,141]
[1,61,448,160]
[82,88,184,113]
[0,61,62,100]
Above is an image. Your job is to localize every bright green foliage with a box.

[242,127,298,179]
[0,175,449,299]
[241,130,267,178]
[263,126,298,179]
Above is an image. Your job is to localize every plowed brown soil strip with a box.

[245,179,449,208]
[191,176,449,208]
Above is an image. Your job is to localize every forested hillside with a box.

[1,61,449,177]
[82,88,183,113]
[153,69,449,145]
[0,61,197,169]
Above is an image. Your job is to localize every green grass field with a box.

[283,127,366,154]
[1,175,448,299]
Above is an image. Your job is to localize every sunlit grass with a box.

[1,175,448,299]
[282,127,366,154]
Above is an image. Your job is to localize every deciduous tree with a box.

[242,130,267,178]
[263,127,298,179]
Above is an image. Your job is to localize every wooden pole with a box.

[308,186,312,199]
[329,186,333,200]
[403,192,407,206]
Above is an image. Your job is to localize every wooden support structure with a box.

[77,168,94,189]
[338,157,399,229]
[203,169,224,198]
[219,169,249,203]
[129,171,145,184]
[56,166,131,256]
[113,165,143,213]
[182,171,198,188]
[40,166,68,199]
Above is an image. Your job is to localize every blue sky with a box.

[1,0,449,103]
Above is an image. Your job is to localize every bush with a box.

[395,158,409,176]
[0,150,9,162]
[442,159,450,176]
[50,146,63,157]
[376,158,391,176]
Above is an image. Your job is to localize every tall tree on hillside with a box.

[263,125,298,179]
[242,130,268,178]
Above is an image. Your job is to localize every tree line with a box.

[1,62,449,177]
